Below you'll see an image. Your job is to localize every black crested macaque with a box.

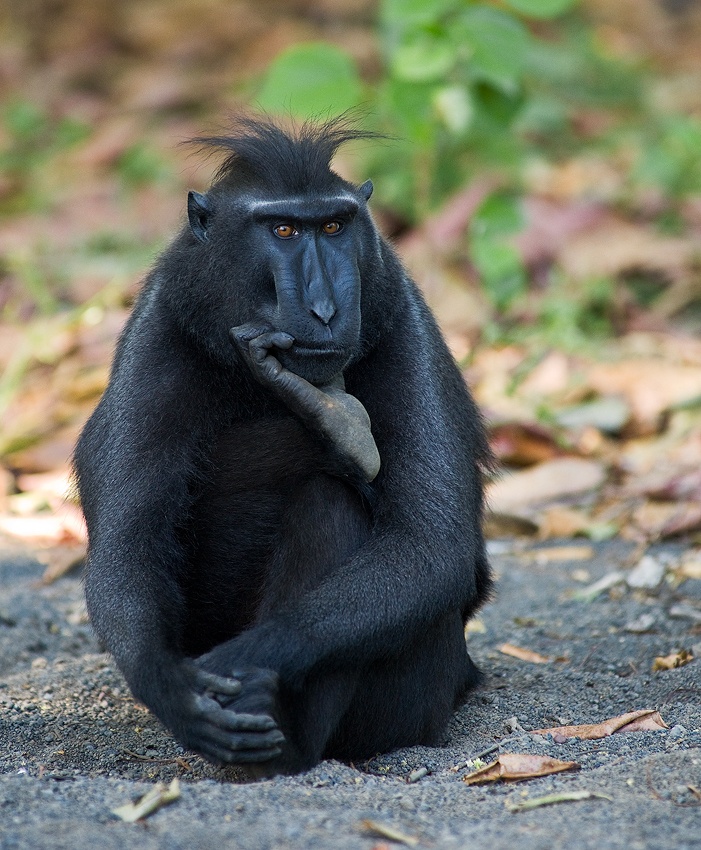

[74,116,492,776]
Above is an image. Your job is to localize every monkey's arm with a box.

[75,322,285,764]
[200,293,490,686]
[231,324,380,483]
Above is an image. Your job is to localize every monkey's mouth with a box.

[289,343,346,358]
[278,342,350,384]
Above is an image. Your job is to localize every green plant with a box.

[256,0,579,222]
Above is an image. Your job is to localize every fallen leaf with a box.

[487,458,606,513]
[587,359,701,433]
[538,507,592,539]
[555,396,630,435]
[659,503,701,538]
[489,422,561,467]
[668,603,701,623]
[15,468,75,502]
[498,643,552,664]
[0,467,12,512]
[111,778,180,822]
[645,468,701,502]
[531,709,668,739]
[36,544,87,585]
[527,545,594,563]
[483,511,539,538]
[463,753,579,785]
[652,649,694,671]
[359,820,419,847]
[505,789,611,812]
[572,571,625,602]
[0,509,86,545]
[676,555,701,580]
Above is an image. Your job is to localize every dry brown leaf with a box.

[0,467,11,512]
[489,422,561,467]
[36,543,87,585]
[559,218,697,289]
[587,360,701,433]
[676,555,701,581]
[15,468,75,502]
[659,504,701,538]
[0,508,86,546]
[538,507,592,539]
[652,649,694,671]
[483,511,539,539]
[111,778,180,822]
[487,458,606,513]
[631,500,701,539]
[531,709,668,740]
[463,753,579,785]
[498,643,552,664]
[505,789,611,812]
[527,545,594,563]
[645,468,701,502]
[359,820,419,847]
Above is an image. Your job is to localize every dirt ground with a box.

[1,538,700,849]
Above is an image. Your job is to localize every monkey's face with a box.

[262,211,362,385]
[187,181,374,386]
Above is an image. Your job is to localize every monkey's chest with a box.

[179,416,334,652]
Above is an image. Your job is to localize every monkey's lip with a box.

[289,343,346,358]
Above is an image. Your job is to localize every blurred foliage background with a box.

[2,0,701,554]
[3,0,701,337]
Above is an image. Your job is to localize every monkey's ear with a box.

[359,180,373,201]
[187,191,213,243]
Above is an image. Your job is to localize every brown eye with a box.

[273,223,298,239]
[322,221,343,235]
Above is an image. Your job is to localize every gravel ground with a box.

[1,539,700,849]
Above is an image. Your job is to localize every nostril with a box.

[310,302,336,326]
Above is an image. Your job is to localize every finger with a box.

[196,741,280,765]
[249,331,294,357]
[203,708,279,732]
[195,670,242,696]
[196,723,285,751]
[226,747,284,763]
[229,325,271,345]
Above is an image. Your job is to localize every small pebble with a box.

[666,724,686,747]
[626,556,665,590]
[407,767,428,783]
[624,613,656,633]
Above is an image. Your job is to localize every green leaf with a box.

[3,100,46,140]
[458,8,531,93]
[432,85,474,134]
[502,0,578,20]
[380,0,456,30]
[471,192,524,238]
[391,31,456,82]
[471,237,526,310]
[257,43,362,118]
[380,79,437,146]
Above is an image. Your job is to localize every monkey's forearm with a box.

[231,325,380,481]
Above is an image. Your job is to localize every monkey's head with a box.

[183,116,383,386]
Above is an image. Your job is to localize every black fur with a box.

[74,115,492,776]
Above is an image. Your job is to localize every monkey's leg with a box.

[230,325,380,482]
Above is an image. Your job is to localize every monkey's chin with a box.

[278,346,350,386]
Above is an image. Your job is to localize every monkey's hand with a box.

[167,662,285,765]
[231,324,380,482]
